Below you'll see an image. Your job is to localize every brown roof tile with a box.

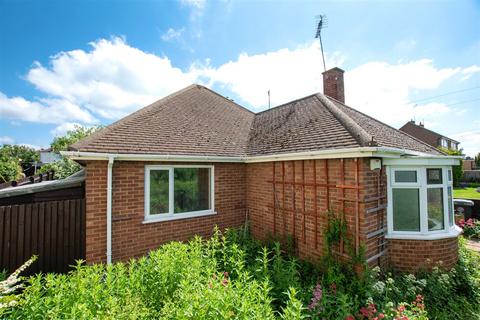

[71,84,443,157]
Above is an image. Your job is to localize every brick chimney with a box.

[322,67,345,103]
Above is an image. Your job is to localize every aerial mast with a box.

[315,15,328,72]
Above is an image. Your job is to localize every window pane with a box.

[448,170,452,182]
[174,168,211,214]
[427,168,442,184]
[150,170,169,215]
[448,186,453,227]
[393,188,420,231]
[394,170,417,183]
[428,188,444,231]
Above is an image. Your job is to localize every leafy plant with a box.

[458,218,480,238]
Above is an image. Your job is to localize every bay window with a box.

[387,166,457,239]
[144,165,215,222]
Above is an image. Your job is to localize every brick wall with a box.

[246,158,382,262]
[388,237,458,272]
[84,161,247,263]
[84,158,459,271]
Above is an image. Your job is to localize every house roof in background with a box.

[70,84,443,157]
[399,121,460,146]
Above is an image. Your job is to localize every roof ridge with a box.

[195,84,255,115]
[401,122,459,144]
[315,94,376,147]
[327,96,445,154]
[255,92,320,115]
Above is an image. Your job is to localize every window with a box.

[440,138,448,148]
[388,166,455,238]
[145,165,214,222]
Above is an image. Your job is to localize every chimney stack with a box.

[322,67,345,103]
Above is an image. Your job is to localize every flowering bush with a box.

[458,218,480,238]
[355,295,428,320]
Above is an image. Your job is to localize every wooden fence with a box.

[0,199,85,274]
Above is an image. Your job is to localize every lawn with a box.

[454,187,480,200]
[2,226,480,319]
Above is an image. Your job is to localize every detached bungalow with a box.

[64,68,461,271]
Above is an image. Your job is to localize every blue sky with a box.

[0,0,479,156]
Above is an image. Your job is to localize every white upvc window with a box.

[144,165,215,223]
[387,166,457,240]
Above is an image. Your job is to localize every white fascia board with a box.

[62,147,459,164]
[244,147,379,163]
[61,151,245,163]
[383,157,460,166]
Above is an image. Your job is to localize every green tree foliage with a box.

[0,145,39,183]
[50,125,101,152]
[438,147,463,186]
[40,125,102,179]
[475,152,480,168]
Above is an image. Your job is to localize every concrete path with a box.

[466,239,480,253]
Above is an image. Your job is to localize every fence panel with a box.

[0,199,85,274]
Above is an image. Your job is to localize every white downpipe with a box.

[106,156,115,264]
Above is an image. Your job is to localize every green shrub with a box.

[3,226,480,320]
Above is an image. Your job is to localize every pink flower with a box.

[378,313,385,319]
[345,316,355,320]
[330,283,337,295]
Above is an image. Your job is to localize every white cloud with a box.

[50,122,83,137]
[25,37,196,120]
[180,0,205,9]
[450,131,480,158]
[203,42,344,107]
[161,28,185,41]
[0,136,14,145]
[346,59,461,126]
[461,65,480,80]
[0,92,96,124]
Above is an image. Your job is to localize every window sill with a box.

[142,210,217,224]
[385,226,462,241]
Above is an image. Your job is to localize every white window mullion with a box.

[168,168,174,216]
[419,169,428,234]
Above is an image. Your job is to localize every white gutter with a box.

[61,151,245,162]
[61,147,462,164]
[106,155,114,264]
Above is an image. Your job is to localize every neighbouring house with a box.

[464,159,478,171]
[63,67,461,272]
[399,120,460,151]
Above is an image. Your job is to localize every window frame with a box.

[144,164,215,223]
[387,165,455,239]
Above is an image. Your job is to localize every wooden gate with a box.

[0,199,85,274]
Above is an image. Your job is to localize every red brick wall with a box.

[84,161,247,263]
[84,158,459,271]
[246,158,379,262]
[388,237,458,272]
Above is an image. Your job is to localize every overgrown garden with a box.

[1,225,480,319]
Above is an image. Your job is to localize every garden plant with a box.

[1,225,480,319]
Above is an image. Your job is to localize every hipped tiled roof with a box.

[70,84,442,156]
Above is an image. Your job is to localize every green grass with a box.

[454,187,480,200]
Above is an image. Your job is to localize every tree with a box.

[39,125,102,179]
[438,147,463,187]
[50,126,100,152]
[0,145,39,183]
[475,152,480,169]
